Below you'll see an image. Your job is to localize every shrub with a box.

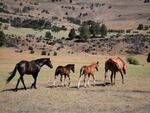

[41,50,47,55]
[67,17,81,25]
[51,25,60,32]
[137,24,143,30]
[53,51,57,56]
[30,50,34,54]
[147,53,150,63]
[0,30,5,46]
[28,46,33,50]
[68,28,76,39]
[126,56,139,65]
[45,31,53,39]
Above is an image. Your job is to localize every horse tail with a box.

[6,64,18,84]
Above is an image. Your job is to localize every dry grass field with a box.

[0,47,150,113]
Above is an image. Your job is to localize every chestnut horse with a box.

[6,58,53,91]
[53,64,75,87]
[104,57,127,85]
[77,61,99,89]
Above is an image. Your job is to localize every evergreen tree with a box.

[0,30,5,46]
[101,24,107,38]
[68,28,76,39]
[80,24,91,40]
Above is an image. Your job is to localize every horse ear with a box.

[97,61,99,64]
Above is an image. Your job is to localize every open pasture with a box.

[0,48,150,113]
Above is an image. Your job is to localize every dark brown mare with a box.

[104,57,127,85]
[6,58,53,91]
[53,64,75,87]
[77,62,99,89]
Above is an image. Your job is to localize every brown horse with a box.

[104,57,127,85]
[53,64,75,87]
[77,61,99,89]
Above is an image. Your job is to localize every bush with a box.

[126,56,139,65]
[67,17,81,25]
[53,51,57,56]
[0,30,5,46]
[41,50,47,55]
[28,46,33,50]
[30,50,34,54]
[137,24,143,30]
[147,53,150,63]
[45,31,53,39]
[68,28,76,39]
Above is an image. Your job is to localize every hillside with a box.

[0,0,150,29]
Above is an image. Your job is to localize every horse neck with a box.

[34,59,46,67]
[90,64,96,68]
[66,65,73,72]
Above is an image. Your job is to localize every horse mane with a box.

[65,64,75,69]
[32,58,49,63]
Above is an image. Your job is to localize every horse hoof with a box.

[14,89,17,92]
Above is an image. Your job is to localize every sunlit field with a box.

[0,47,150,113]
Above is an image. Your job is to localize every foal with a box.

[77,61,99,89]
[53,64,75,87]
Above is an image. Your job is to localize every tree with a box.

[11,17,22,27]
[101,24,107,38]
[90,22,101,37]
[0,30,5,46]
[45,31,52,39]
[68,28,76,39]
[79,24,91,40]
[137,24,144,30]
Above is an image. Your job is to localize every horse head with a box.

[44,58,53,68]
[70,64,75,73]
[95,61,99,71]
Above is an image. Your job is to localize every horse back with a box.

[108,57,125,70]
[17,60,40,74]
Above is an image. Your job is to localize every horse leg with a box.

[87,74,90,87]
[120,71,124,84]
[104,69,108,85]
[91,74,96,86]
[110,71,114,85]
[113,71,116,85]
[77,75,82,89]
[60,75,63,87]
[53,76,57,87]
[83,74,87,88]
[67,75,71,87]
[31,73,38,89]
[64,75,66,87]
[20,76,27,90]
[15,77,21,91]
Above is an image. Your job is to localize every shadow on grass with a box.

[46,85,63,88]
[95,82,111,87]
[1,87,31,92]
[130,90,150,94]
